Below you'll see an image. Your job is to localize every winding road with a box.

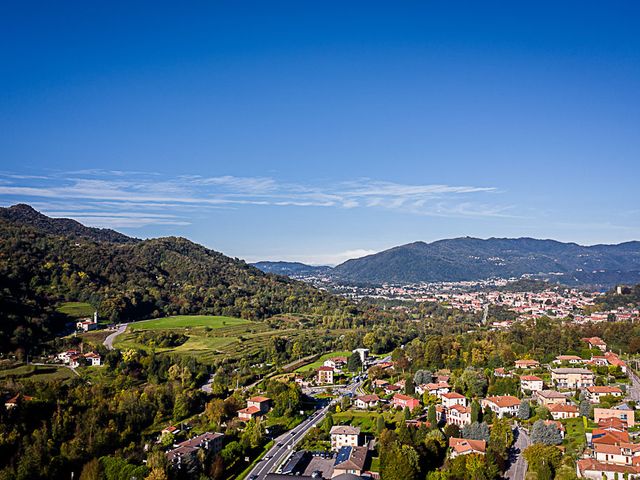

[103,324,127,350]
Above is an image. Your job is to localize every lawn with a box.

[0,364,76,382]
[563,416,594,456]
[295,351,353,372]
[128,315,251,331]
[56,301,95,318]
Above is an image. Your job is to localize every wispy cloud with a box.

[0,170,510,228]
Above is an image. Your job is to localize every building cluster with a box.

[57,349,102,367]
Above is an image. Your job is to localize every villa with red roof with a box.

[481,396,520,418]
[392,393,420,410]
[448,438,486,458]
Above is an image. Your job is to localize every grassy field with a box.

[333,409,403,433]
[0,364,76,382]
[57,301,95,318]
[115,315,305,364]
[295,351,353,372]
[128,315,251,331]
[563,416,593,456]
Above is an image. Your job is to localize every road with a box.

[245,380,362,480]
[505,426,530,480]
[103,324,127,350]
[626,368,640,402]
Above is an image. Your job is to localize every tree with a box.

[579,400,590,418]
[462,422,490,442]
[517,401,531,420]
[145,468,169,480]
[530,420,563,446]
[523,444,562,478]
[405,377,415,395]
[324,412,334,434]
[471,400,481,423]
[489,417,514,460]
[291,342,303,360]
[443,423,461,439]
[456,368,488,397]
[205,398,226,427]
[377,415,386,434]
[347,352,362,372]
[427,404,437,427]
[382,443,420,480]
[79,459,101,480]
[414,370,433,385]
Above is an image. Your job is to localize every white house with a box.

[481,396,520,418]
[330,426,361,451]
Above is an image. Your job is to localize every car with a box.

[277,443,283,447]
[249,475,258,480]
[290,431,296,435]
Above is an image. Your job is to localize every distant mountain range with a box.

[254,237,640,286]
[250,261,332,276]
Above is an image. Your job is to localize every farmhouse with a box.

[4,393,34,409]
[417,382,450,397]
[582,336,607,352]
[84,352,102,366]
[330,426,361,451]
[481,396,520,418]
[553,355,583,364]
[551,368,595,389]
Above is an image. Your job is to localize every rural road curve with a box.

[103,324,127,350]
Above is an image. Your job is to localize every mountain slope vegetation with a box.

[0,205,356,352]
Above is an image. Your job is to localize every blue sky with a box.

[1,1,639,264]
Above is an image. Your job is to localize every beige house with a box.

[332,446,368,477]
[520,375,543,392]
[330,425,361,451]
[317,366,334,384]
[481,396,520,418]
[594,407,635,428]
[551,368,595,389]
[515,359,540,369]
[535,389,568,406]
[548,403,579,420]
[449,438,486,458]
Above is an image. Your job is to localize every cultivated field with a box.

[127,315,251,331]
[56,301,95,318]
[0,364,76,382]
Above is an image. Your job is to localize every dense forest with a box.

[0,206,358,352]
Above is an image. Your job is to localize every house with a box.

[535,390,568,406]
[166,432,224,467]
[520,375,544,393]
[332,446,368,478]
[76,311,99,332]
[84,352,102,366]
[237,406,261,420]
[324,357,348,369]
[330,426,361,451]
[553,355,584,364]
[448,438,486,458]
[604,352,627,373]
[247,396,272,414]
[317,366,335,385]
[441,392,467,409]
[443,404,472,427]
[481,396,520,418]
[372,379,389,389]
[585,386,624,404]
[582,337,607,352]
[383,384,401,395]
[576,458,640,480]
[515,359,540,369]
[161,425,181,437]
[58,350,80,364]
[551,368,595,389]
[68,355,82,368]
[352,348,369,364]
[593,442,640,467]
[354,394,380,409]
[4,393,34,410]
[548,403,579,420]
[594,407,635,428]
[494,368,511,378]
[392,393,420,410]
[417,382,450,397]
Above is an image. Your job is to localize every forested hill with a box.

[332,237,640,286]
[0,204,137,243]
[0,205,356,352]
[251,261,331,276]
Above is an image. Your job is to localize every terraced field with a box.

[114,315,305,363]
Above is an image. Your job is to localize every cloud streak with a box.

[0,170,510,228]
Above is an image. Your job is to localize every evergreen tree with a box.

[517,401,531,420]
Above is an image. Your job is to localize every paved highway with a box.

[245,380,363,480]
[626,368,640,402]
